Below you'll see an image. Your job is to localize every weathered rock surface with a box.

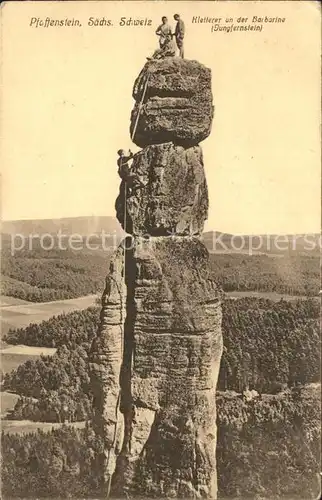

[112,237,223,498]
[115,142,208,236]
[130,58,214,147]
[89,243,126,487]
[92,54,222,498]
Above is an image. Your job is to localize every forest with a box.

[3,297,320,422]
[4,306,99,349]
[1,238,319,301]
[219,297,320,392]
[1,240,320,498]
[3,308,99,422]
[216,384,320,499]
[209,253,319,296]
[1,245,111,302]
[1,275,73,302]
[1,385,320,499]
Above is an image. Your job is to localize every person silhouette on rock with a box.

[173,14,185,58]
[148,16,175,60]
[117,149,144,193]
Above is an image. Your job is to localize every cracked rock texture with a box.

[91,57,223,499]
[112,237,223,498]
[115,143,209,236]
[89,244,126,485]
[130,58,214,148]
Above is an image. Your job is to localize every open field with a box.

[1,342,57,376]
[1,353,43,375]
[1,419,86,435]
[1,345,57,356]
[1,294,98,335]
[1,346,57,375]
[0,290,314,377]
[1,289,313,339]
[227,290,319,301]
[0,392,20,418]
[0,296,31,307]
[0,290,316,429]
[0,294,98,420]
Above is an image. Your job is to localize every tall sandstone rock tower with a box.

[90,57,223,498]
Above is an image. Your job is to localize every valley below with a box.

[0,230,320,499]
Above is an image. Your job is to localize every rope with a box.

[105,70,150,500]
[123,182,127,234]
[131,73,150,142]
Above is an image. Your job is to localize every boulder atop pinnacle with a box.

[130,57,214,147]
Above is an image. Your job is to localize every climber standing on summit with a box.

[156,16,173,51]
[149,16,175,60]
[173,14,185,58]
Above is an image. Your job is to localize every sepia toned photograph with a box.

[0,1,321,499]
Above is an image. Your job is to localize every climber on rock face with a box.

[117,149,144,193]
[117,149,133,177]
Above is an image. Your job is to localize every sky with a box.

[1,1,321,234]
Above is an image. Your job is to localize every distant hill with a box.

[202,231,321,255]
[1,216,319,255]
[1,216,123,237]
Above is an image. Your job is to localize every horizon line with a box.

[1,215,320,238]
